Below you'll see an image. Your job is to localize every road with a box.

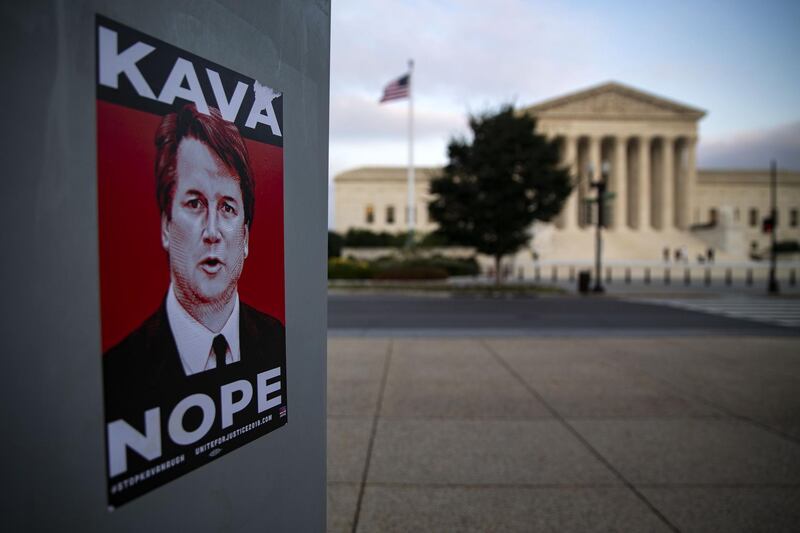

[327,293,800,336]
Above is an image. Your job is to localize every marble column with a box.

[562,136,579,230]
[613,136,628,230]
[554,136,566,229]
[660,137,674,230]
[681,137,697,230]
[637,136,650,230]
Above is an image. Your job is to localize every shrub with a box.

[328,258,374,279]
[373,266,449,280]
[425,256,480,276]
[328,231,343,258]
[344,229,396,247]
[370,256,478,279]
[327,255,481,280]
[418,231,451,248]
[342,229,422,248]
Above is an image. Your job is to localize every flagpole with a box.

[406,59,415,249]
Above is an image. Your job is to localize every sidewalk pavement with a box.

[327,336,800,532]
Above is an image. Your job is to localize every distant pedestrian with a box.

[707,247,715,263]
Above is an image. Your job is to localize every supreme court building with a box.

[334,82,800,263]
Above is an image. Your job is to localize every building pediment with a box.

[524,82,706,121]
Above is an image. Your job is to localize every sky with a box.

[329,0,800,220]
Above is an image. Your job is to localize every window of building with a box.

[365,204,374,224]
[709,208,718,225]
[749,208,758,228]
[386,205,395,224]
[791,208,798,228]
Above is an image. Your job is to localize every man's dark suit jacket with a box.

[103,299,286,441]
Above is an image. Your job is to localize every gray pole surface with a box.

[1,2,329,530]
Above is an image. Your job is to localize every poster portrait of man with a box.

[96,16,287,508]
[102,103,285,416]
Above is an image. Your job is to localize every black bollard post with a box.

[644,267,651,284]
[705,268,711,286]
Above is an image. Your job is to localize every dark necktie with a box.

[212,334,229,369]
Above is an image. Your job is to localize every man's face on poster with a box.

[162,137,249,312]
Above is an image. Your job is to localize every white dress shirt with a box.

[166,284,241,376]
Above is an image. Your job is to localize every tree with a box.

[428,105,572,284]
[328,230,344,258]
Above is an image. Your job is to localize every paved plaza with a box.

[327,336,800,532]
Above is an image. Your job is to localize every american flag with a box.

[379,74,410,103]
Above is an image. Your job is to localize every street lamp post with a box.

[590,162,610,293]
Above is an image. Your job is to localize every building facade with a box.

[333,82,800,262]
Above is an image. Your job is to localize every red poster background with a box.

[97,100,285,353]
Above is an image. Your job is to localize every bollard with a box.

[578,270,591,294]
[625,268,631,284]
[551,266,558,282]
[684,268,691,285]
[746,268,753,286]
[534,266,541,282]
[644,267,651,284]
[791,269,797,287]
[606,267,612,284]
[725,268,732,286]
[705,268,711,286]
[664,268,671,285]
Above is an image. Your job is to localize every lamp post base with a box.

[768,279,780,294]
